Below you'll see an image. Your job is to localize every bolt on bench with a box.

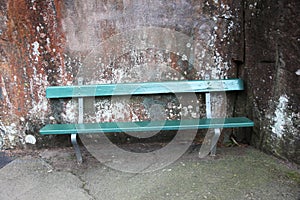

[40,78,254,163]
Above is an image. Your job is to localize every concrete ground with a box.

[0,146,299,200]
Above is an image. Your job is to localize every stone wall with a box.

[0,0,299,164]
[0,0,242,148]
[244,0,300,164]
[0,0,67,147]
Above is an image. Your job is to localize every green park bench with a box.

[40,78,254,163]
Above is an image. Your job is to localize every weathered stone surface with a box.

[244,0,300,164]
[0,0,298,165]
[0,0,240,148]
[0,0,67,148]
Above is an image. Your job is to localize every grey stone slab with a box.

[0,147,299,200]
[0,157,92,200]
[80,147,300,200]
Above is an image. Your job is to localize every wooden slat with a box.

[40,117,254,135]
[46,79,244,98]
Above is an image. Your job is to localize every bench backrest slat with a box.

[46,79,244,98]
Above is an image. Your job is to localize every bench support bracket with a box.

[71,134,82,164]
[71,77,84,164]
[205,93,221,156]
[210,128,221,156]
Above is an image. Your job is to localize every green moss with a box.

[286,171,300,184]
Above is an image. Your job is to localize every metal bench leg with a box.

[73,77,84,164]
[71,134,82,164]
[205,92,222,156]
[210,128,221,156]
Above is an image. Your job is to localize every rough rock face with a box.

[0,0,299,164]
[244,0,300,164]
[0,0,67,147]
[0,0,241,148]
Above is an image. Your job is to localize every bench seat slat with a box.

[40,117,253,135]
[46,79,244,98]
